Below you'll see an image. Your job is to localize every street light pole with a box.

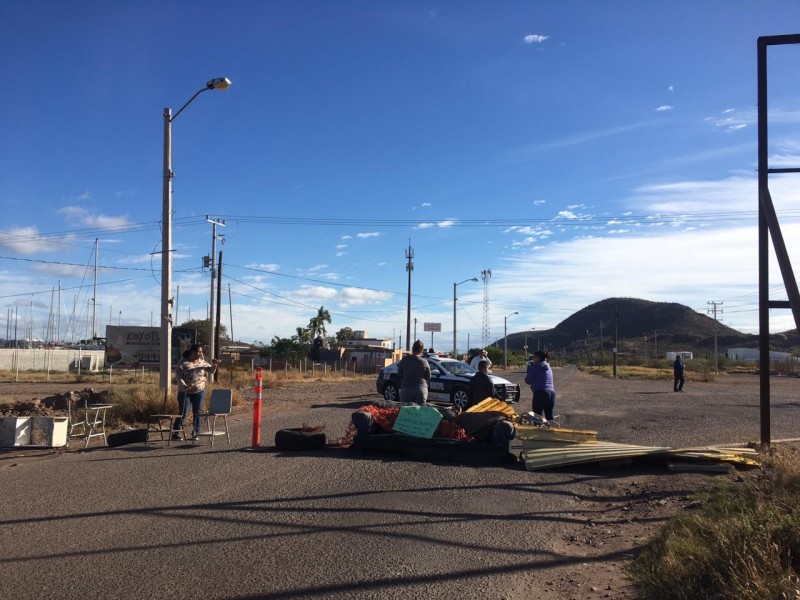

[453,277,478,359]
[159,77,231,394]
[503,311,518,370]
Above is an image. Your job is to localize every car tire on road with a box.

[451,386,470,409]
[383,383,399,403]
[274,428,327,451]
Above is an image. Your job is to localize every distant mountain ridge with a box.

[505,297,799,357]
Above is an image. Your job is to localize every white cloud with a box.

[57,206,131,229]
[306,264,328,272]
[508,121,654,160]
[415,218,456,229]
[336,244,347,250]
[523,34,549,44]
[668,85,674,92]
[655,105,673,112]
[421,202,432,208]
[341,235,352,240]
[557,210,591,220]
[246,262,280,272]
[0,226,68,255]
[495,220,800,333]
[294,286,338,299]
[356,232,381,239]
[339,287,393,306]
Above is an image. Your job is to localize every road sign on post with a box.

[423,323,441,352]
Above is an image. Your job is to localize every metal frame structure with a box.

[757,35,800,445]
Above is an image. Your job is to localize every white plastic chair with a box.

[194,389,232,446]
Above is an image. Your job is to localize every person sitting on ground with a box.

[468,360,496,407]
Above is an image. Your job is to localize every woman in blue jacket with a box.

[524,350,556,421]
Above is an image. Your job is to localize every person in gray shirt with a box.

[397,339,431,404]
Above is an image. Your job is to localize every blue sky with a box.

[2,1,800,349]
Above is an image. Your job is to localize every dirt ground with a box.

[0,370,790,599]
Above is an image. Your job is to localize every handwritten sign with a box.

[392,405,443,439]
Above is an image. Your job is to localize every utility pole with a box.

[206,216,225,364]
[92,238,98,340]
[405,240,414,352]
[654,329,658,360]
[613,307,619,378]
[708,301,723,373]
[214,250,223,380]
[599,320,605,368]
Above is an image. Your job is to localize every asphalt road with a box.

[1,367,798,600]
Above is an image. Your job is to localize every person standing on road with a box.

[673,354,685,392]
[468,360,495,407]
[524,350,556,421]
[175,344,219,439]
[397,339,431,404]
[470,349,492,371]
[171,349,191,440]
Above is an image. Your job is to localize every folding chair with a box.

[68,399,113,449]
[194,389,232,446]
[145,390,185,444]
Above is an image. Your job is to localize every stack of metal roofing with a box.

[520,437,759,471]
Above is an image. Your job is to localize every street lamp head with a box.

[207,77,232,91]
[471,278,478,282]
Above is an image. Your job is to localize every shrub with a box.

[631,448,800,600]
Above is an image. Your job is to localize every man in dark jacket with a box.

[673,355,685,392]
[468,360,495,407]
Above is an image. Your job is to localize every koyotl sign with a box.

[105,325,196,368]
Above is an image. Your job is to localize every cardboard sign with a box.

[392,405,443,439]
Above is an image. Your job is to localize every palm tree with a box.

[293,327,311,344]
[308,306,331,338]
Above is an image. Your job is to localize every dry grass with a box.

[583,365,674,380]
[631,447,800,599]
[92,369,371,427]
[0,369,111,384]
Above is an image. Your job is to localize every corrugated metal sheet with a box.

[520,442,759,471]
[464,398,517,419]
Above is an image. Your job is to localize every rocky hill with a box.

[504,297,799,358]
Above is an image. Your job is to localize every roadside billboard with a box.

[423,322,441,332]
[104,326,196,368]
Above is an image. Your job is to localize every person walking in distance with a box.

[175,344,219,439]
[524,350,556,422]
[673,354,685,392]
[397,339,431,404]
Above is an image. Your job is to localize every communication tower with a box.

[481,269,492,347]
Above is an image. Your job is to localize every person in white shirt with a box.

[469,349,492,371]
